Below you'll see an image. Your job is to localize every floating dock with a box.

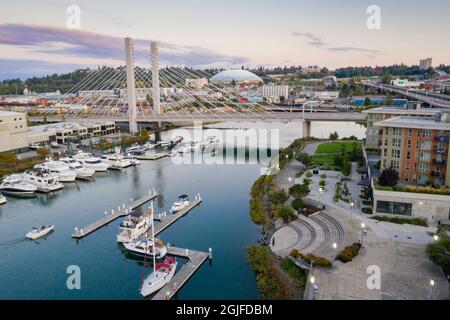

[136,152,168,161]
[72,190,158,239]
[153,196,203,236]
[152,245,210,300]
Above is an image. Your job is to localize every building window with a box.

[419,163,429,173]
[391,149,400,158]
[407,139,411,148]
[376,201,412,216]
[421,130,432,138]
[406,151,411,160]
[420,141,432,150]
[420,151,431,162]
[418,174,429,185]
[393,138,401,147]
[384,149,387,157]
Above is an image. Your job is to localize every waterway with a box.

[0,121,365,299]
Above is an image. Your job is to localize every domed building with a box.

[210,69,263,84]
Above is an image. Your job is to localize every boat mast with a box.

[150,201,156,273]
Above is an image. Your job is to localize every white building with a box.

[390,79,422,88]
[323,76,337,87]
[419,57,432,70]
[307,91,339,101]
[0,110,29,153]
[261,85,289,99]
[186,78,208,90]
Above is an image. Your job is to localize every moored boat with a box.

[0,175,38,196]
[170,194,190,212]
[140,256,177,297]
[123,239,167,259]
[26,225,54,240]
[0,193,6,205]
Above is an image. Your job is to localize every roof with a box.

[210,70,262,83]
[375,116,450,130]
[0,110,26,116]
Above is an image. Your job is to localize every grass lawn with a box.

[315,141,362,154]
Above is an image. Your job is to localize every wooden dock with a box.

[72,190,158,239]
[136,152,168,161]
[153,196,203,236]
[152,245,209,300]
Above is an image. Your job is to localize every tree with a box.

[289,183,310,199]
[378,168,399,187]
[275,204,296,223]
[279,96,285,103]
[364,97,371,107]
[0,152,17,166]
[291,198,304,211]
[381,74,392,85]
[329,131,339,141]
[269,190,288,206]
[296,152,311,167]
[386,95,394,105]
[342,160,352,177]
[36,147,51,159]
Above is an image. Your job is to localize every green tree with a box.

[378,168,399,187]
[364,97,371,106]
[36,147,51,159]
[386,95,394,105]
[269,190,288,206]
[426,235,450,274]
[296,152,311,167]
[342,160,352,177]
[0,152,17,166]
[275,204,296,222]
[329,131,339,141]
[291,198,304,211]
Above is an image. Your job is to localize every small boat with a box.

[140,256,177,297]
[124,154,141,166]
[158,140,172,148]
[0,193,6,205]
[143,142,157,150]
[0,175,38,196]
[123,239,167,259]
[26,225,54,240]
[101,153,132,170]
[170,194,190,212]
[22,169,64,193]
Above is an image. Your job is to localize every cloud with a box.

[291,31,327,47]
[0,23,249,79]
[328,46,382,54]
[292,30,381,56]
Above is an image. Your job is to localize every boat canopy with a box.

[178,194,188,199]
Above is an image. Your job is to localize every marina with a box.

[136,152,169,161]
[72,190,158,239]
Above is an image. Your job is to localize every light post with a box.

[360,223,367,248]
[429,279,435,300]
[332,242,337,269]
[310,276,316,300]
[350,200,355,220]
[433,235,439,242]
[285,154,289,168]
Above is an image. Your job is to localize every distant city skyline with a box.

[0,0,449,79]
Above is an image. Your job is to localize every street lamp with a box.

[285,154,289,168]
[350,201,355,220]
[429,279,435,300]
[332,242,338,269]
[433,235,439,241]
[361,223,367,248]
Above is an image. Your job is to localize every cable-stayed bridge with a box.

[28,38,366,135]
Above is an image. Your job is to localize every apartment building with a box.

[363,107,439,150]
[0,110,28,153]
[376,113,450,187]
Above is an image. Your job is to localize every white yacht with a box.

[143,142,157,150]
[0,193,6,205]
[123,239,167,259]
[117,211,152,243]
[101,153,132,170]
[59,157,95,179]
[73,151,110,172]
[0,175,38,196]
[22,169,64,193]
[35,161,77,183]
[26,225,54,240]
[124,154,141,166]
[170,194,190,212]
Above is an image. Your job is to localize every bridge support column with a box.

[125,37,138,134]
[151,41,161,141]
[302,120,311,138]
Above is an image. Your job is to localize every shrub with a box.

[336,243,361,263]
[280,258,307,289]
[319,180,326,187]
[371,216,428,227]
[299,253,332,268]
[289,184,310,199]
[290,249,301,258]
[305,171,313,178]
[342,160,351,177]
[303,178,312,185]
[426,235,450,275]
[269,190,288,206]
[362,207,373,214]
[320,174,327,179]
[0,152,17,166]
[291,198,304,211]
[36,147,51,158]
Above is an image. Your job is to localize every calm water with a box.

[0,122,365,300]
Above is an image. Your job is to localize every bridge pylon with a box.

[125,37,138,134]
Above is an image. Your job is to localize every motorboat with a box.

[124,154,141,166]
[170,194,190,212]
[59,157,95,179]
[101,153,132,170]
[22,168,64,193]
[73,151,110,172]
[143,142,157,150]
[117,210,152,243]
[158,140,172,148]
[123,239,167,259]
[26,225,54,240]
[0,175,38,196]
[140,256,177,297]
[0,193,6,205]
[127,144,147,155]
[35,161,77,183]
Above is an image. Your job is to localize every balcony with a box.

[434,135,449,142]
[432,159,446,165]
[434,147,447,154]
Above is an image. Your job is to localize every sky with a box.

[0,0,450,79]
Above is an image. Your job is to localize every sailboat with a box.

[140,203,177,297]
